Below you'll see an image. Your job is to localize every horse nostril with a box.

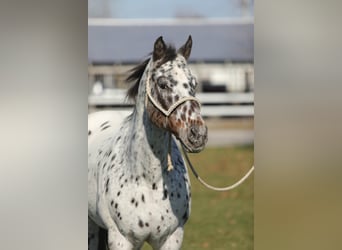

[190,126,198,136]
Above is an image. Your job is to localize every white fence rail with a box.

[88,89,254,117]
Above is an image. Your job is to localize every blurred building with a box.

[88,18,254,94]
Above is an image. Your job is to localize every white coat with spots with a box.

[88,36,208,250]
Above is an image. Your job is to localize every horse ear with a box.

[153,36,167,61]
[178,35,192,60]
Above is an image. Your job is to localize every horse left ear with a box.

[153,36,167,62]
[178,35,192,60]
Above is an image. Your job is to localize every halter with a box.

[144,60,200,171]
[144,59,254,190]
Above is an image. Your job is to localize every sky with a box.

[89,0,254,19]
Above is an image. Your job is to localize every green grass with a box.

[143,145,254,250]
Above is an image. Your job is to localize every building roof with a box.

[88,18,254,64]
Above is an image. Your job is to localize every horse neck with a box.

[127,62,170,182]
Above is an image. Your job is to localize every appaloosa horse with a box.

[88,36,208,250]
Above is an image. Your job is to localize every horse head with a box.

[145,36,208,153]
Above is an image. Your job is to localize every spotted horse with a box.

[88,36,208,250]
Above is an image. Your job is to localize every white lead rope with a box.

[181,144,254,191]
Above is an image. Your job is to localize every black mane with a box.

[126,45,177,101]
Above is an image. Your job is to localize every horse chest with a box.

[103,160,191,240]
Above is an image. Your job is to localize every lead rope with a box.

[181,144,254,191]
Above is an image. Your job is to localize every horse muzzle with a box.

[183,124,208,153]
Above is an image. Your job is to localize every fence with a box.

[88,89,254,118]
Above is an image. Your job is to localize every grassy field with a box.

[143,145,254,250]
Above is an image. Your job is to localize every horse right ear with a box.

[178,35,192,60]
[153,36,167,61]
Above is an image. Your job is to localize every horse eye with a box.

[157,77,168,89]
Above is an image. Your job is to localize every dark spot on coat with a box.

[88,130,91,136]
[152,183,157,190]
[167,96,173,104]
[181,113,186,121]
[163,189,168,199]
[105,179,109,193]
[101,125,110,131]
[138,220,144,228]
[170,78,178,86]
[182,211,188,222]
[141,194,145,203]
[100,121,109,127]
